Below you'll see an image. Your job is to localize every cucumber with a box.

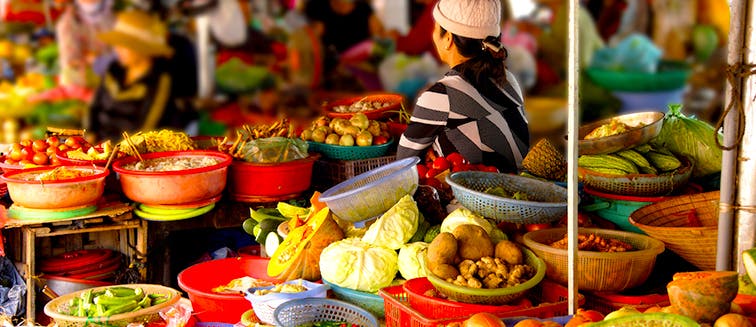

[249,207,287,223]
[255,219,281,244]
[586,313,699,326]
[264,232,283,256]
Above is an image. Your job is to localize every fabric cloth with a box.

[432,0,501,39]
[55,4,114,87]
[304,0,374,53]
[397,62,530,173]
[86,62,194,142]
[395,0,439,60]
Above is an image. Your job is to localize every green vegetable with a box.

[362,195,419,250]
[319,237,398,293]
[739,274,756,296]
[408,213,430,243]
[423,225,441,243]
[440,207,492,235]
[398,242,429,280]
[102,300,138,316]
[651,103,722,177]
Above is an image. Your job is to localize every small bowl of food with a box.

[0,166,109,209]
[112,150,232,205]
[577,111,664,155]
[323,94,404,120]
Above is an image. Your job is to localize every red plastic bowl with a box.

[177,257,273,323]
[0,166,109,209]
[112,150,232,205]
[227,153,319,201]
[323,93,404,120]
[0,155,58,175]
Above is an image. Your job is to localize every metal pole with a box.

[566,0,580,313]
[718,0,747,271]
[196,14,213,99]
[734,0,756,274]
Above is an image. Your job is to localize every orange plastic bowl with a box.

[177,257,274,323]
[0,166,108,209]
[112,150,232,205]
[323,93,404,120]
[227,153,320,201]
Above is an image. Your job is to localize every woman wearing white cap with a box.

[85,10,196,142]
[396,0,529,174]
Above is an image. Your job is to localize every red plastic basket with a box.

[403,278,531,319]
[583,291,669,315]
[379,279,583,327]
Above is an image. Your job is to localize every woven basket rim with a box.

[446,171,568,207]
[578,156,692,179]
[628,191,720,231]
[273,297,379,327]
[522,227,666,258]
[319,156,419,201]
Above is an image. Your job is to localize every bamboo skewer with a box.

[122,132,144,162]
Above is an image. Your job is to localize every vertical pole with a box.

[566,0,580,313]
[196,15,213,99]
[23,228,35,324]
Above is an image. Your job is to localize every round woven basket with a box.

[522,228,665,292]
[629,191,719,271]
[274,298,379,327]
[307,139,394,161]
[445,171,568,224]
[44,284,181,327]
[578,157,693,196]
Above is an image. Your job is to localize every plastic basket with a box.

[379,279,583,327]
[445,171,568,224]
[425,248,545,305]
[320,156,420,222]
[245,279,329,325]
[583,291,669,315]
[274,298,379,327]
[628,191,719,271]
[522,228,665,292]
[312,155,396,189]
[578,157,693,197]
[307,139,394,161]
[403,278,532,319]
[323,279,385,318]
[585,62,691,92]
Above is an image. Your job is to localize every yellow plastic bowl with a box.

[524,97,567,133]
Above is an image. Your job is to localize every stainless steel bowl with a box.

[577,111,665,155]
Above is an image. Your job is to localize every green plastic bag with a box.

[240,137,309,163]
[651,104,722,178]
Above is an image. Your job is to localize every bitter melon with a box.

[616,149,658,175]
[645,151,682,172]
[578,154,639,174]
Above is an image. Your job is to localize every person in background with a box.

[387,0,438,60]
[55,0,115,87]
[396,0,529,174]
[85,10,196,142]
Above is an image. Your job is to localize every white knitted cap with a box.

[432,0,502,39]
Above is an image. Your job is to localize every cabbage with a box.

[319,238,398,293]
[651,104,722,178]
[362,195,419,250]
[441,207,492,234]
[398,242,429,280]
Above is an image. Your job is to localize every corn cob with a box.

[616,149,658,175]
[522,138,567,181]
[645,151,682,172]
[578,154,639,174]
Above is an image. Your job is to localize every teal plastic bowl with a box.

[307,139,394,160]
[322,279,385,318]
[586,61,691,92]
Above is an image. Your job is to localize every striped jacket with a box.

[396,68,530,173]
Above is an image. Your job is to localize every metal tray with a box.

[577,111,665,155]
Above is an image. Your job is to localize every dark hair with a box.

[439,27,508,86]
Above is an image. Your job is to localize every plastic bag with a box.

[209,0,247,47]
[590,34,662,73]
[240,137,309,163]
[0,256,25,317]
[650,104,722,178]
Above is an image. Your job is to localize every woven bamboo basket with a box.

[629,191,719,271]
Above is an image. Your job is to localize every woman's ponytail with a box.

[441,27,509,86]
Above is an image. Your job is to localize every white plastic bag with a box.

[209,0,247,46]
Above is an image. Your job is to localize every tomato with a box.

[19,140,31,147]
[50,156,61,166]
[453,163,473,172]
[32,139,48,152]
[8,148,23,161]
[57,144,70,152]
[21,147,34,161]
[4,158,17,165]
[373,135,389,145]
[512,319,544,327]
[32,152,48,165]
[10,143,22,152]
[64,136,81,149]
[462,312,506,327]
[446,152,465,167]
[566,308,604,327]
[416,164,428,180]
[432,157,450,171]
[18,159,32,166]
[525,223,551,232]
[714,313,753,327]
[45,146,57,157]
[425,168,441,179]
[46,136,60,148]
[480,165,499,173]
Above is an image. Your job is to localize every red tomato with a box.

[446,152,465,167]
[10,143,22,152]
[512,319,545,327]
[8,148,23,161]
[50,156,61,166]
[64,137,81,149]
[21,147,34,161]
[480,165,499,173]
[565,308,604,327]
[32,139,48,152]
[416,165,428,182]
[373,135,389,145]
[525,223,551,232]
[425,177,442,190]
[45,146,57,157]
[57,144,70,152]
[425,168,441,179]
[4,158,17,165]
[32,152,48,165]
[453,163,473,172]
[46,136,60,148]
[462,312,506,327]
[432,157,450,171]
[19,140,31,147]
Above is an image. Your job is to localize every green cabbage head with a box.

[398,242,429,280]
[319,237,398,293]
[362,194,419,250]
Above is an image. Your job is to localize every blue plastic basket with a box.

[445,171,568,224]
[245,279,328,325]
[274,298,379,327]
[307,139,394,160]
[323,279,385,318]
[320,156,420,222]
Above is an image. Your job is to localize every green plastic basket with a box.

[307,139,394,160]
[585,61,691,92]
[322,279,385,318]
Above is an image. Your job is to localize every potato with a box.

[452,224,494,261]
[427,232,458,268]
[432,263,460,281]
[495,240,523,265]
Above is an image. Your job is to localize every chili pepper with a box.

[102,300,138,316]
[95,287,144,306]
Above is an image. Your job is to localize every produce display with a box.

[578,143,682,176]
[3,135,91,166]
[30,166,96,181]
[666,271,738,323]
[61,286,171,318]
[331,98,393,114]
[300,113,390,146]
[118,129,195,157]
[521,138,567,181]
[122,157,221,172]
[217,118,309,163]
[548,233,635,252]
[212,276,275,295]
[584,118,646,139]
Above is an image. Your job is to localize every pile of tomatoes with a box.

[417,152,498,187]
[3,136,91,166]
